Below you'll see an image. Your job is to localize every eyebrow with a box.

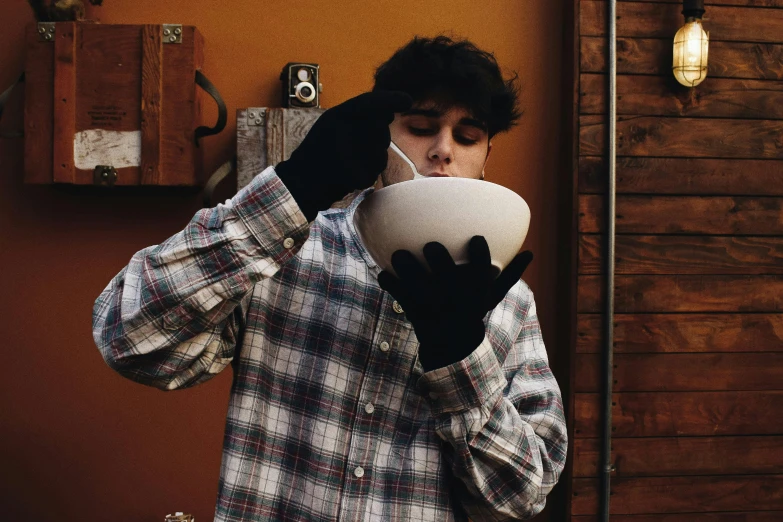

[401,108,488,132]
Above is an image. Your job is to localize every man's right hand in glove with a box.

[274,90,413,221]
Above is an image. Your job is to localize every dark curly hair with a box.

[373,35,522,138]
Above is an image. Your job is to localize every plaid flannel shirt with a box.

[93,166,567,521]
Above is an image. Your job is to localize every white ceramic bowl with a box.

[353,177,530,275]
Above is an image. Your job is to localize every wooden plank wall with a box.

[569,1,783,520]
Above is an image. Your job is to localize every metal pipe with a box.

[600,0,617,520]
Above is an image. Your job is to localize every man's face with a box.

[379,102,492,187]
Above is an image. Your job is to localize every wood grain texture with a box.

[574,436,783,477]
[604,0,783,7]
[576,313,783,353]
[572,475,783,515]
[580,116,783,159]
[578,274,783,313]
[236,108,267,190]
[574,391,783,437]
[161,25,201,185]
[238,107,324,190]
[265,107,324,167]
[578,156,783,196]
[580,74,783,119]
[579,194,783,235]
[75,24,142,134]
[581,37,783,80]
[24,23,54,183]
[53,21,76,183]
[578,234,783,275]
[572,513,783,522]
[140,24,162,185]
[265,108,285,167]
[574,352,783,392]
[582,1,783,43]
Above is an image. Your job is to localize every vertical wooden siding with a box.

[569,1,783,520]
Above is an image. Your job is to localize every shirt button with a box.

[379,341,390,352]
[392,300,404,314]
[283,237,295,249]
[354,466,365,478]
[365,402,375,414]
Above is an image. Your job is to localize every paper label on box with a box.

[73,130,142,170]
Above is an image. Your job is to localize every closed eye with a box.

[408,126,435,136]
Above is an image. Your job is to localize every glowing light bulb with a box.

[673,19,709,87]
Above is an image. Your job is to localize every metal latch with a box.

[163,24,183,44]
[37,23,55,42]
[94,165,118,186]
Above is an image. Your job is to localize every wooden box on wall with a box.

[24,22,207,186]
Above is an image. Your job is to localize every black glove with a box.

[275,90,413,221]
[377,236,533,372]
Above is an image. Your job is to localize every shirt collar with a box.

[342,187,381,273]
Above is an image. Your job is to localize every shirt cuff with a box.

[231,166,311,267]
[417,337,507,415]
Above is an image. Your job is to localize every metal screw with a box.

[38,27,46,34]
[49,27,55,33]
[169,36,177,42]
[174,28,182,35]
[255,118,262,125]
[112,171,118,179]
[45,34,52,40]
[163,28,171,36]
[249,112,256,118]
[102,171,109,179]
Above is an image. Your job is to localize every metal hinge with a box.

[94,165,118,186]
[37,23,55,42]
[162,24,182,44]
[247,108,266,127]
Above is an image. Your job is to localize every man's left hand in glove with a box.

[377,236,533,372]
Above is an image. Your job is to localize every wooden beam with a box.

[140,24,163,185]
[580,74,783,119]
[574,352,783,392]
[24,23,54,184]
[576,313,783,353]
[579,234,783,275]
[571,513,783,522]
[582,2,783,44]
[580,116,783,159]
[581,37,783,80]
[579,195,783,235]
[574,436,783,477]
[572,475,783,515]
[578,156,783,196]
[53,21,76,183]
[574,391,783,437]
[578,274,783,313]
[602,0,783,7]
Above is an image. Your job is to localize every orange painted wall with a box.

[0,1,569,520]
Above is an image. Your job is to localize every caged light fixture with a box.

[673,0,709,87]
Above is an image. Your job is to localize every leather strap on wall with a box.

[194,70,227,145]
[0,72,25,138]
[202,155,236,208]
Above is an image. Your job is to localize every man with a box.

[93,36,567,521]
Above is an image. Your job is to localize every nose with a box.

[427,131,453,165]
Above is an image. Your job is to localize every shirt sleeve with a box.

[92,167,310,391]
[417,287,568,520]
